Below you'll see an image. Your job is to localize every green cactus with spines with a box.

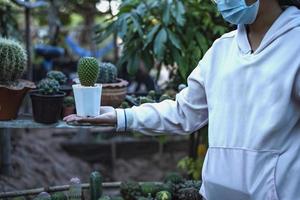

[68,177,82,200]
[156,191,172,200]
[47,70,67,85]
[77,57,99,87]
[51,192,67,200]
[140,183,160,197]
[120,181,141,200]
[90,171,103,200]
[37,78,60,95]
[97,62,118,84]
[0,37,27,85]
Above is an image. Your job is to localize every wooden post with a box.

[0,128,12,176]
[25,0,32,81]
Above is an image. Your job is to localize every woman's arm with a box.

[115,63,209,135]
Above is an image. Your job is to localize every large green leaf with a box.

[167,29,182,50]
[153,28,168,60]
[143,24,161,49]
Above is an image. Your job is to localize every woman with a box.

[64,0,300,199]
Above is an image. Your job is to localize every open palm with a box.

[63,106,117,126]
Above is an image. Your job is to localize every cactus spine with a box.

[97,62,118,84]
[90,171,103,200]
[0,38,27,84]
[77,57,99,87]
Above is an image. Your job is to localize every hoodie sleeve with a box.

[115,50,212,135]
[293,68,300,100]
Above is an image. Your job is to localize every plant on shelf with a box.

[62,96,75,117]
[0,37,35,120]
[47,70,67,85]
[30,78,65,124]
[96,62,128,108]
[72,57,101,117]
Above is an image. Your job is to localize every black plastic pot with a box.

[30,91,65,124]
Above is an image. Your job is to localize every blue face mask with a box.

[217,0,260,25]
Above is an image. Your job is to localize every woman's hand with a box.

[63,106,117,126]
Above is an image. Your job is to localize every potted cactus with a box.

[0,38,35,120]
[62,96,75,117]
[73,57,101,117]
[30,78,65,124]
[97,62,128,108]
[47,70,72,96]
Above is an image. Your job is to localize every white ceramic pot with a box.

[72,84,102,117]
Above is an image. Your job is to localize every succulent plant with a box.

[140,183,160,197]
[120,101,130,109]
[51,192,67,200]
[98,196,111,200]
[0,38,27,85]
[68,177,82,200]
[37,78,60,95]
[120,181,141,200]
[34,192,51,200]
[147,90,156,100]
[90,171,103,200]
[63,96,75,107]
[164,172,184,184]
[179,180,202,190]
[77,57,99,87]
[47,70,67,85]
[97,62,118,84]
[156,191,172,200]
[176,188,201,200]
[139,96,155,105]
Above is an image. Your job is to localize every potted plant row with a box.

[0,38,35,120]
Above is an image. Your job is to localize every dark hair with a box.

[279,0,300,8]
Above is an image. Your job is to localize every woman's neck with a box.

[247,1,283,51]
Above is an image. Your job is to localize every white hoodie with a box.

[116,6,300,200]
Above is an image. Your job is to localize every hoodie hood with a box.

[237,6,300,54]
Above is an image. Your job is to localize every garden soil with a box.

[0,129,185,192]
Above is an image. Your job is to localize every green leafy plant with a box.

[156,191,172,200]
[47,70,67,85]
[120,181,142,200]
[140,183,160,197]
[0,37,27,85]
[164,172,184,184]
[37,78,60,95]
[177,157,204,180]
[177,188,201,200]
[77,57,100,87]
[95,0,229,83]
[97,62,118,84]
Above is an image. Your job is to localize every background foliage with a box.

[95,0,230,83]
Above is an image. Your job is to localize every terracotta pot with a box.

[30,91,65,124]
[101,78,128,108]
[62,106,75,118]
[0,80,35,120]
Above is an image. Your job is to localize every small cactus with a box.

[37,78,60,95]
[51,192,67,200]
[97,62,118,84]
[120,181,141,200]
[139,96,155,105]
[0,38,27,84]
[140,183,160,197]
[90,171,103,200]
[63,96,75,107]
[68,177,82,200]
[77,57,99,87]
[156,191,172,200]
[34,192,51,200]
[47,70,67,85]
[164,172,184,184]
